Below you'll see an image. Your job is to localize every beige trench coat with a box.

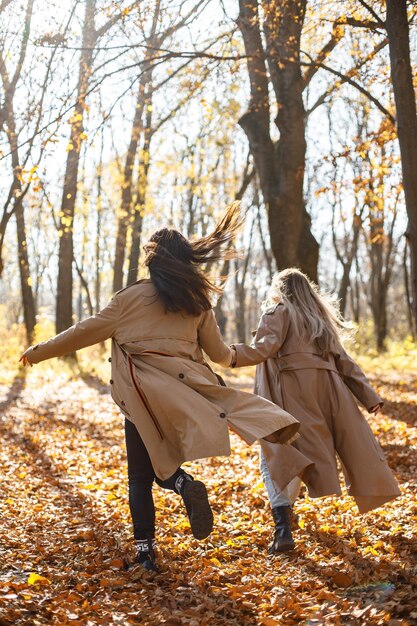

[25,281,301,480]
[233,303,401,514]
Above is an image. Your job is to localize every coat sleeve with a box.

[198,309,233,367]
[233,305,289,367]
[24,295,122,364]
[334,347,383,411]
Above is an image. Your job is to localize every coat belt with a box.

[275,352,338,373]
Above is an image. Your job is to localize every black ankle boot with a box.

[269,506,295,554]
[135,538,159,572]
[179,478,213,540]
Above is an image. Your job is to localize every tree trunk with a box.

[0,0,36,341]
[237,0,319,281]
[235,281,247,342]
[369,231,387,351]
[338,266,352,318]
[213,261,230,336]
[367,145,397,352]
[95,148,103,312]
[56,0,96,334]
[233,219,255,342]
[5,107,36,343]
[335,212,362,317]
[8,134,36,343]
[386,0,417,329]
[403,237,415,338]
[126,85,153,286]
[112,0,163,292]
[351,254,361,325]
[113,76,148,292]
[213,161,255,336]
[15,197,36,343]
[264,0,318,279]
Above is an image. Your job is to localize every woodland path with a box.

[0,367,416,625]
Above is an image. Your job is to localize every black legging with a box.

[124,418,190,540]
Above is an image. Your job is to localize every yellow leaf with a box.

[27,573,51,586]
[252,482,264,493]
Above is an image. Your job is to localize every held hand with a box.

[19,353,33,367]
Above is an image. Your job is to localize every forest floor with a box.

[0,354,416,625]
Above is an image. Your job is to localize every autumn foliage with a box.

[0,355,416,625]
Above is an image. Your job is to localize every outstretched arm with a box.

[198,309,233,367]
[232,304,289,367]
[335,347,383,412]
[20,296,122,365]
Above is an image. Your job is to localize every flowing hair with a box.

[143,201,243,316]
[263,268,353,354]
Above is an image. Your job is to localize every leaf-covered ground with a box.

[0,364,416,625]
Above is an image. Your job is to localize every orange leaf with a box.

[109,558,125,569]
[331,572,353,588]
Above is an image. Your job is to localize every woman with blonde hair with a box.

[20,204,301,571]
[230,268,400,553]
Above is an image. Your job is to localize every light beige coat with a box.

[233,303,401,514]
[25,281,301,480]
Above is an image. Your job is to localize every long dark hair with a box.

[143,202,243,316]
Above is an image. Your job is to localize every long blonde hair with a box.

[263,268,353,354]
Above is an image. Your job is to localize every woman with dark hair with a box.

[20,203,302,571]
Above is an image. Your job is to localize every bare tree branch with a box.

[0,0,12,13]
[357,0,385,27]
[155,0,209,46]
[95,1,139,39]
[335,17,383,30]
[303,23,344,88]
[306,37,388,116]
[302,54,395,123]
[10,0,34,91]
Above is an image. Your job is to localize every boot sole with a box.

[183,480,214,540]
[269,541,295,554]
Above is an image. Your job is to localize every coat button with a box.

[219,412,226,418]
[178,373,184,379]
[110,379,114,384]
[108,357,112,362]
